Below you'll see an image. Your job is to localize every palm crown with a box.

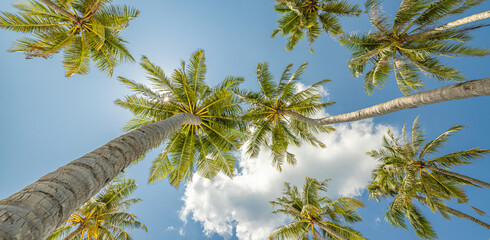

[115,50,244,187]
[272,0,361,51]
[47,177,147,240]
[368,117,490,238]
[341,0,490,95]
[237,62,334,171]
[269,177,365,240]
[0,0,139,77]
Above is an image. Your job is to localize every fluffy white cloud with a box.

[180,119,392,240]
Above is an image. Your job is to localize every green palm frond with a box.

[270,177,365,240]
[240,62,334,170]
[425,148,489,168]
[118,50,244,188]
[48,177,147,240]
[343,0,489,94]
[1,0,138,77]
[369,117,489,238]
[272,0,361,51]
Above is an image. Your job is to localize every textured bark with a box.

[38,0,80,23]
[414,196,490,230]
[311,219,349,240]
[282,77,490,125]
[0,113,201,240]
[62,225,83,240]
[404,10,490,41]
[425,165,490,189]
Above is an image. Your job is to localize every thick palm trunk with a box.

[311,219,349,240]
[0,113,201,240]
[414,196,490,229]
[62,225,83,240]
[404,10,490,41]
[38,0,80,23]
[425,165,490,189]
[281,77,490,125]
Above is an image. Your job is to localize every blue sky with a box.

[0,0,489,239]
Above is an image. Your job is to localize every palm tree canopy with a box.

[272,0,361,51]
[270,177,365,240]
[0,0,139,77]
[368,117,489,239]
[237,62,334,171]
[47,177,147,240]
[115,50,244,188]
[341,0,490,95]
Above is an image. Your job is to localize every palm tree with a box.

[370,117,490,189]
[271,0,361,51]
[273,77,490,125]
[237,62,334,171]
[368,117,490,238]
[0,113,199,240]
[114,50,244,187]
[47,177,147,240]
[0,0,139,77]
[342,0,490,94]
[269,177,365,240]
[0,50,237,239]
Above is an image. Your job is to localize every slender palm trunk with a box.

[425,165,490,189]
[38,0,80,23]
[437,204,490,230]
[311,219,349,240]
[414,196,490,229]
[0,113,201,240]
[62,225,83,240]
[281,77,490,125]
[404,10,490,41]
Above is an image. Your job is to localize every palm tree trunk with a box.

[425,165,490,188]
[38,0,80,23]
[0,113,201,240]
[62,225,83,240]
[414,196,490,229]
[437,204,490,230]
[281,77,490,125]
[404,10,490,41]
[311,219,349,240]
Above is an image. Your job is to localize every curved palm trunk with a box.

[404,10,490,41]
[0,113,201,240]
[62,225,83,240]
[414,196,490,229]
[38,0,80,23]
[425,165,490,189]
[282,77,490,125]
[311,219,349,240]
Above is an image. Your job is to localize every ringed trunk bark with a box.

[311,219,349,240]
[425,165,490,189]
[38,0,80,23]
[414,196,490,230]
[0,113,201,240]
[282,77,490,125]
[404,10,490,41]
[62,225,83,240]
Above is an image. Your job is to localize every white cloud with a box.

[180,117,392,240]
